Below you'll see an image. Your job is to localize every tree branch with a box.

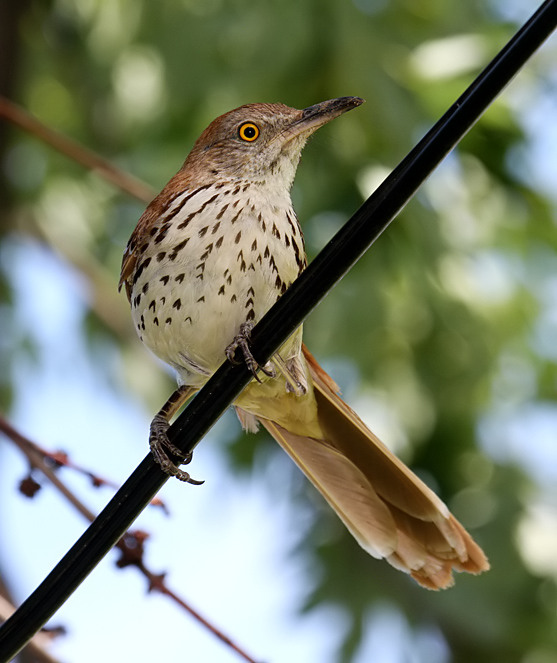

[0,415,262,663]
[0,96,155,203]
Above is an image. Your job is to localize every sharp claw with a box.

[149,415,203,485]
[225,346,242,365]
[225,322,273,379]
[245,356,262,381]
[260,362,275,377]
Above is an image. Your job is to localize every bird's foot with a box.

[149,413,204,485]
[225,322,275,382]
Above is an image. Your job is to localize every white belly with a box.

[129,181,306,386]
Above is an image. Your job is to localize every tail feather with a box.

[256,346,489,590]
[259,418,399,560]
[305,347,449,522]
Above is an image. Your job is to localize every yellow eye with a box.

[238,122,260,142]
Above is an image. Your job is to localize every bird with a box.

[119,97,489,589]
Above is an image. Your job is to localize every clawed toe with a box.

[149,414,203,485]
[151,414,187,460]
[225,322,274,380]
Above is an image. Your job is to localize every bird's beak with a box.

[282,96,365,141]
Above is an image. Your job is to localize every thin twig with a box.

[0,415,262,663]
[0,95,155,203]
[0,95,149,337]
[1,416,167,511]
[2,416,98,521]
[35,449,167,511]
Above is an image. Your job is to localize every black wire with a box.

[1,2,555,660]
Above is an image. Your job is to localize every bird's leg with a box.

[270,353,308,396]
[149,385,204,484]
[225,322,275,381]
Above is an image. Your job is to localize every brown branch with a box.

[118,532,261,663]
[20,443,167,512]
[2,412,167,512]
[2,415,98,521]
[0,97,159,338]
[0,415,262,663]
[0,95,155,203]
[0,96,146,338]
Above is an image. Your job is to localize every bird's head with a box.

[182,97,364,190]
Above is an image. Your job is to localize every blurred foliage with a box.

[1,0,557,662]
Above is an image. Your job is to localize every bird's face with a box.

[183,97,364,189]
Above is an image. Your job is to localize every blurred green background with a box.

[1,1,557,662]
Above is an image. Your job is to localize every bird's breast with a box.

[129,180,307,384]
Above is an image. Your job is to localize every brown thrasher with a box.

[119,97,489,589]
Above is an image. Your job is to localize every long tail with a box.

[257,346,489,590]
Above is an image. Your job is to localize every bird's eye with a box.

[238,122,260,142]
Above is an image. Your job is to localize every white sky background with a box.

[1,3,557,662]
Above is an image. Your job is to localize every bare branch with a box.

[0,96,151,338]
[0,415,262,663]
[0,95,155,203]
